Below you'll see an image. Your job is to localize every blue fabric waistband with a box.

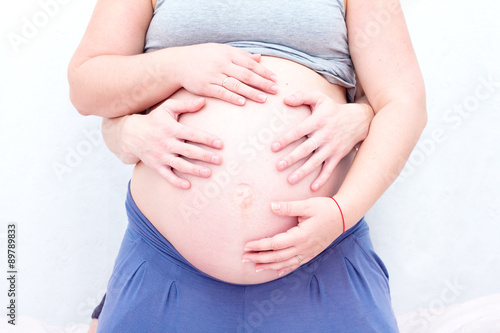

[125,181,368,281]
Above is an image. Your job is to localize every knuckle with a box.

[202,152,213,162]
[229,94,241,104]
[301,143,311,154]
[160,123,175,136]
[216,88,228,100]
[182,146,194,157]
[291,129,302,139]
[274,253,282,263]
[312,118,323,128]
[242,69,253,82]
[232,80,242,92]
[189,165,199,175]
[246,59,257,70]
[158,139,170,150]
[310,158,323,169]
[187,130,200,141]
[283,203,292,215]
[151,150,162,160]
[271,240,280,251]
[325,132,335,141]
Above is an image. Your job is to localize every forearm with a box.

[101,116,140,164]
[334,100,427,228]
[68,48,182,117]
[348,94,375,145]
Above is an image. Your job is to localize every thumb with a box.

[270,200,309,217]
[164,98,206,116]
[283,91,324,108]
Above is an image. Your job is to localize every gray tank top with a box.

[145,0,356,101]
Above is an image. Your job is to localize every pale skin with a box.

[70,0,427,331]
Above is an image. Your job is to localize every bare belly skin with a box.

[131,56,355,284]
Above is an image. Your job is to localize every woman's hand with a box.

[271,91,374,191]
[176,43,279,105]
[242,197,344,277]
[119,98,224,189]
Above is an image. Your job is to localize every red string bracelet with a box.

[330,197,345,234]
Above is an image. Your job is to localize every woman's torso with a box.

[130,0,356,284]
[131,56,355,284]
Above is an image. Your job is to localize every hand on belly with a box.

[130,57,352,284]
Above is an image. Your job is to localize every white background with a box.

[0,0,499,330]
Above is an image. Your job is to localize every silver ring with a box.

[309,138,318,150]
[222,76,230,89]
[295,255,303,265]
[169,156,177,168]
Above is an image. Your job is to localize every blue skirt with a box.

[97,185,398,332]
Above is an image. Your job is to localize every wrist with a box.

[120,114,142,164]
[330,192,363,231]
[166,46,188,89]
[329,197,345,234]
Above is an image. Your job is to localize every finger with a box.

[232,52,277,82]
[155,165,191,190]
[160,98,206,117]
[286,148,328,185]
[269,200,312,217]
[172,142,223,165]
[256,256,306,272]
[310,157,341,192]
[249,53,261,62]
[283,91,326,108]
[277,266,299,277]
[168,155,213,178]
[276,137,319,174]
[175,123,224,150]
[243,246,298,265]
[229,64,279,96]
[244,226,302,252]
[220,75,269,104]
[206,84,246,106]
[272,117,316,155]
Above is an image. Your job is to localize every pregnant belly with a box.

[130,56,355,284]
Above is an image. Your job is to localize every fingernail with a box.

[213,140,222,149]
[211,155,221,164]
[312,183,319,191]
[271,202,281,211]
[278,160,287,170]
[258,94,267,102]
[242,259,251,263]
[256,269,264,273]
[289,174,299,184]
[195,97,204,104]
[243,248,252,252]
[272,142,281,151]
[181,181,190,189]
[238,98,245,105]
[278,270,285,277]
[270,74,278,82]
[271,85,279,93]
[286,95,295,102]
[200,168,211,177]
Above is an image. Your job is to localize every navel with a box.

[233,183,253,208]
